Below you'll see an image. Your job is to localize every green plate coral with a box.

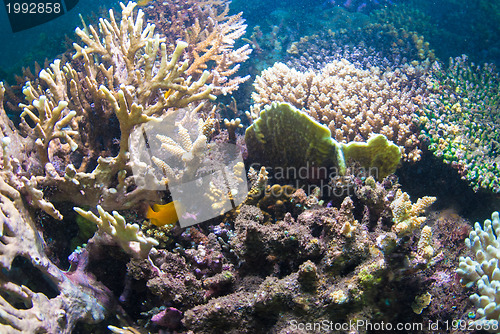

[245,102,345,171]
[245,102,401,179]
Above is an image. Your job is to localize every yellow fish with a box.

[164,88,173,99]
[146,202,179,227]
[136,0,152,6]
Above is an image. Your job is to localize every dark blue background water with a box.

[0,0,119,81]
[0,0,499,82]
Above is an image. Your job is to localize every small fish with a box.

[164,88,173,99]
[136,0,152,7]
[146,202,180,227]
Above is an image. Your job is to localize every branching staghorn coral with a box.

[390,189,436,236]
[20,93,78,166]
[17,2,217,212]
[72,2,214,162]
[74,205,159,259]
[420,55,500,193]
[143,0,252,95]
[128,102,212,186]
[0,84,64,220]
[0,84,111,333]
[251,59,431,162]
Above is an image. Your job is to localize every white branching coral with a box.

[21,176,63,220]
[16,2,218,212]
[73,2,215,112]
[143,0,252,95]
[129,102,212,186]
[0,83,108,333]
[20,92,78,166]
[185,12,252,95]
[74,205,159,259]
[457,212,500,327]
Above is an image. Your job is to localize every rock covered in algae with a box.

[245,102,401,178]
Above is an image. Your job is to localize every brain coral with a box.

[251,59,432,162]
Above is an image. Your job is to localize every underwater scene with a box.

[1,0,500,333]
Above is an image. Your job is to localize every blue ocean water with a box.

[1,0,499,79]
[0,0,119,80]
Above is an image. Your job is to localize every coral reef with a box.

[0,1,248,332]
[0,0,496,333]
[43,161,441,333]
[161,176,438,333]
